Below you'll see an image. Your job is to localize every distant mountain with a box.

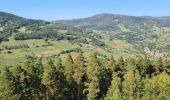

[57,13,170,30]
[57,13,170,57]
[155,16,170,25]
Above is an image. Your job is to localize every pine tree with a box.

[53,57,67,99]
[154,57,163,75]
[56,57,64,73]
[0,66,20,100]
[163,59,170,73]
[85,53,100,100]
[99,56,115,98]
[34,58,45,100]
[123,70,136,100]
[73,53,85,100]
[143,71,170,100]
[116,56,126,80]
[21,58,39,99]
[42,59,56,100]
[104,72,122,100]
[11,65,23,98]
[106,56,116,72]
[65,54,74,83]
[64,54,75,100]
[157,71,170,100]
[134,70,145,100]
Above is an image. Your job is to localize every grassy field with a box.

[0,36,144,67]
[0,39,77,66]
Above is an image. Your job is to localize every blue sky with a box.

[0,0,170,21]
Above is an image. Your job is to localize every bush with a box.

[3,44,29,50]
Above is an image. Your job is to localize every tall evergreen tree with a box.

[154,57,163,75]
[157,71,170,100]
[106,56,116,72]
[84,53,100,100]
[99,56,115,98]
[65,54,74,83]
[0,66,20,100]
[33,58,45,100]
[144,71,170,100]
[163,59,170,73]
[64,54,76,100]
[21,58,40,99]
[73,53,85,100]
[134,69,145,100]
[42,59,56,100]
[11,65,23,99]
[116,56,126,80]
[123,70,136,100]
[53,57,67,99]
[104,72,122,100]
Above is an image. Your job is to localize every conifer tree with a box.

[21,58,40,99]
[65,54,74,83]
[157,71,170,100]
[144,71,170,100]
[11,65,23,98]
[34,58,45,99]
[116,56,126,80]
[0,66,20,100]
[73,53,85,100]
[42,59,56,100]
[106,56,116,72]
[154,57,163,75]
[99,56,115,98]
[134,70,145,100]
[53,57,67,99]
[104,72,122,100]
[123,70,136,100]
[85,53,100,100]
[56,57,64,73]
[163,59,170,73]
[64,54,76,100]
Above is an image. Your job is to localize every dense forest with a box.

[0,52,170,100]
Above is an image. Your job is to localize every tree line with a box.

[0,53,170,100]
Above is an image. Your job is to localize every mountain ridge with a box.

[56,13,170,58]
[54,13,170,25]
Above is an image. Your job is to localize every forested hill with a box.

[57,13,170,58]
[0,12,46,23]
[0,11,82,42]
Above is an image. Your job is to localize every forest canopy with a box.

[0,53,170,100]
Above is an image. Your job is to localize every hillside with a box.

[0,12,115,66]
[57,13,170,58]
[1,12,170,66]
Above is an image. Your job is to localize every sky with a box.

[0,0,170,21]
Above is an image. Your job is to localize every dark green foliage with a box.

[0,54,170,100]
[3,44,29,50]
[59,48,81,54]
[14,31,58,40]
[91,38,105,47]
[0,66,20,100]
